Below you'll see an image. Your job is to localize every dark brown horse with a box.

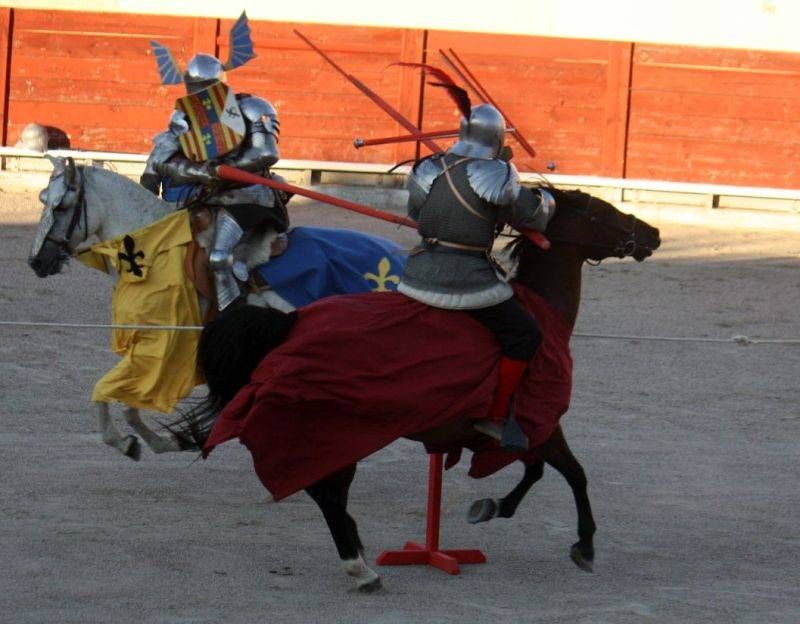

[174,187,661,591]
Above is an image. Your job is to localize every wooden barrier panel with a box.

[423,31,633,176]
[6,10,213,152]
[217,19,425,165]
[626,43,800,189]
[4,9,800,189]
[0,8,11,147]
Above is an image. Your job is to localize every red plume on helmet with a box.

[391,62,472,119]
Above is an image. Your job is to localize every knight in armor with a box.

[141,12,290,311]
[397,67,556,450]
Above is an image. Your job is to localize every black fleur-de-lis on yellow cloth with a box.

[118,235,145,277]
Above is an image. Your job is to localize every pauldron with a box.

[220,95,280,172]
[466,158,521,205]
[407,155,447,215]
[407,154,523,216]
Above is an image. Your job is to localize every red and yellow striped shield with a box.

[175,82,246,162]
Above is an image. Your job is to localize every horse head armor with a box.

[30,156,81,258]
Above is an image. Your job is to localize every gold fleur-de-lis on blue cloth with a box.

[364,257,400,292]
[201,96,214,110]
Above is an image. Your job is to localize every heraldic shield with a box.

[175,82,246,161]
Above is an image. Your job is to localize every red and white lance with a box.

[215,165,550,250]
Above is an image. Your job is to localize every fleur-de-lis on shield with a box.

[364,257,400,292]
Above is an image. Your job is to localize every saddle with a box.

[182,206,279,321]
[183,207,217,322]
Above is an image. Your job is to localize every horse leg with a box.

[93,401,141,460]
[122,407,183,454]
[467,459,545,524]
[305,464,381,593]
[539,425,596,572]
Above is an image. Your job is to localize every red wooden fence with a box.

[0,7,12,147]
[2,8,800,189]
[627,44,800,187]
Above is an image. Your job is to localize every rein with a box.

[45,158,88,254]
[544,192,648,263]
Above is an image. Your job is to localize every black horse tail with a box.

[166,305,298,451]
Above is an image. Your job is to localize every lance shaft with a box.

[355,128,460,148]
[216,165,549,249]
[215,165,418,229]
[217,166,549,250]
[355,126,516,149]
[294,30,442,153]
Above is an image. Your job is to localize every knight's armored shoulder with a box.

[238,95,277,122]
[407,154,447,211]
[466,158,521,206]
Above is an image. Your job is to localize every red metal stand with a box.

[376,453,486,575]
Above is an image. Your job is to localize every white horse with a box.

[28,157,406,459]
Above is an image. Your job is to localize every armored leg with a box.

[467,299,542,450]
[209,209,245,311]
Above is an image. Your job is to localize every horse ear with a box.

[44,154,65,173]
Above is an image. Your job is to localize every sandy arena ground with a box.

[0,182,798,624]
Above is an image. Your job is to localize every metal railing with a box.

[2,146,799,210]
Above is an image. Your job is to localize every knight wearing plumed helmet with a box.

[395,64,556,451]
[449,103,507,160]
[141,12,289,311]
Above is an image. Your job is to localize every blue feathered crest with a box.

[149,11,255,86]
[150,40,183,85]
[223,12,256,71]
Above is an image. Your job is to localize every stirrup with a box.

[500,415,529,451]
[473,419,503,441]
[474,416,529,452]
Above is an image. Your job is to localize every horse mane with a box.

[168,305,297,450]
[504,185,597,285]
[81,166,171,214]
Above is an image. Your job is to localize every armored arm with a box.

[140,111,188,194]
[507,186,556,233]
[155,159,218,186]
[219,96,280,173]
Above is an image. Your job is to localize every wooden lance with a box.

[215,165,418,229]
[294,30,443,154]
[215,165,550,250]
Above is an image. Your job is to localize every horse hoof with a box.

[355,577,383,594]
[122,435,142,461]
[570,543,594,573]
[467,498,498,524]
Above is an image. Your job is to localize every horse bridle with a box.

[545,193,647,263]
[45,157,88,254]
